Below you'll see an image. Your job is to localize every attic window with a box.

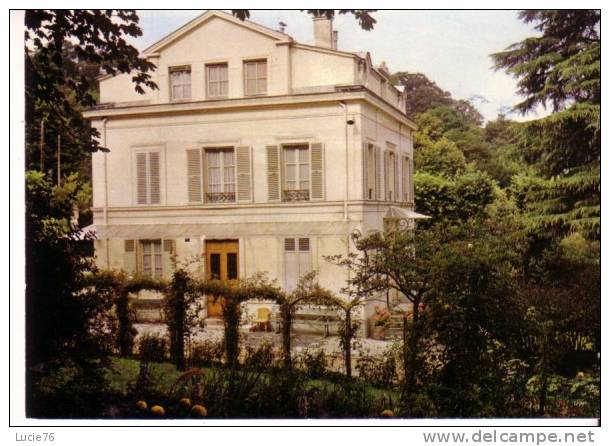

[170,66,191,101]
[244,59,267,96]
[206,63,229,98]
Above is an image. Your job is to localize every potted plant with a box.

[371,306,390,340]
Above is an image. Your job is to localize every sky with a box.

[130,10,545,123]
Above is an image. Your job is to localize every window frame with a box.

[203,147,236,203]
[139,239,163,279]
[283,236,311,292]
[205,62,229,99]
[243,59,268,96]
[169,65,192,102]
[282,143,310,202]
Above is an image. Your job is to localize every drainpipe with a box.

[339,102,349,221]
[102,118,109,268]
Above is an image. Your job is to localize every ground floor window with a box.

[284,237,311,292]
[140,239,163,278]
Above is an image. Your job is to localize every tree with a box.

[492,10,600,239]
[25,10,158,178]
[390,72,453,118]
[231,10,377,31]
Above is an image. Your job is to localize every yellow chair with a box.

[254,307,271,332]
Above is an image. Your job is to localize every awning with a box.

[82,221,353,240]
[385,206,430,220]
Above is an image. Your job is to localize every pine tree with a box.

[492,10,600,239]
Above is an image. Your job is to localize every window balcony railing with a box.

[206,192,236,203]
[283,189,310,202]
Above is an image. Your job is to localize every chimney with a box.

[313,15,335,49]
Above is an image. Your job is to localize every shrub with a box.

[137,333,168,363]
[356,344,399,389]
[297,346,328,379]
[189,338,224,367]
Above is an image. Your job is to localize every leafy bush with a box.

[297,346,328,379]
[356,344,399,389]
[189,339,224,367]
[137,334,168,363]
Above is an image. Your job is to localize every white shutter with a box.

[186,148,202,202]
[163,239,175,279]
[266,145,280,201]
[298,238,311,277]
[384,151,390,200]
[375,145,383,200]
[148,152,161,204]
[235,146,252,202]
[310,142,324,201]
[284,238,298,292]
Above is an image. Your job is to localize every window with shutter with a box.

[124,239,137,273]
[204,148,235,203]
[375,145,383,200]
[284,237,311,292]
[282,144,310,201]
[364,143,376,200]
[135,151,162,205]
[140,240,163,278]
[384,150,396,201]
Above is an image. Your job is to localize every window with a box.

[402,156,411,202]
[244,60,267,95]
[206,63,229,98]
[140,240,163,278]
[284,237,311,292]
[366,143,376,200]
[385,150,397,201]
[205,148,235,202]
[170,66,191,101]
[135,151,161,205]
[283,144,310,201]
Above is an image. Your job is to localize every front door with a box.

[205,240,239,317]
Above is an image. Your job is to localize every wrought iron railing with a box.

[283,189,310,202]
[206,192,236,203]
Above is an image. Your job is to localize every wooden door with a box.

[205,240,239,317]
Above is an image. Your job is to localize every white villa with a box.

[84,10,422,337]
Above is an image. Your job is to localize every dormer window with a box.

[169,66,191,101]
[206,63,229,98]
[244,59,267,96]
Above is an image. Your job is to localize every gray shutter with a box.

[186,148,202,202]
[266,145,280,201]
[136,153,148,205]
[375,145,383,200]
[362,142,368,200]
[310,142,324,201]
[235,146,252,202]
[148,152,161,204]
[124,239,137,273]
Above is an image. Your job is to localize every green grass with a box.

[106,357,399,402]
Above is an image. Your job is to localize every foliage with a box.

[189,339,224,367]
[355,344,400,389]
[164,265,203,370]
[414,137,466,178]
[137,333,169,363]
[493,10,600,239]
[25,11,158,177]
[297,346,329,379]
[231,9,377,31]
[390,71,453,118]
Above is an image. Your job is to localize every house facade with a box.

[84,10,420,336]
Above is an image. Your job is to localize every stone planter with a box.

[370,325,386,340]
